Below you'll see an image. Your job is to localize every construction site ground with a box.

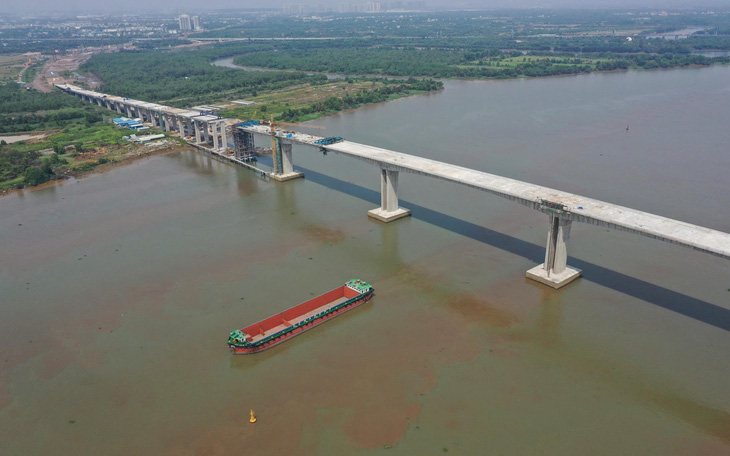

[32,48,113,92]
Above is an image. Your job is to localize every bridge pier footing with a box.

[526,215,581,288]
[368,168,411,223]
[271,141,304,182]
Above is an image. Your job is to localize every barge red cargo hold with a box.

[227,279,374,354]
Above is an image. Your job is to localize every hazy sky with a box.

[7,0,726,15]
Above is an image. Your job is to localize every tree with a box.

[24,167,50,186]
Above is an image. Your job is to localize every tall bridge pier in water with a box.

[58,83,730,289]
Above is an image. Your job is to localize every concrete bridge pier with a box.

[194,121,203,144]
[223,124,231,149]
[177,116,186,136]
[219,121,227,149]
[148,109,157,127]
[526,215,582,288]
[202,121,210,144]
[212,122,220,150]
[368,168,411,222]
[271,140,304,182]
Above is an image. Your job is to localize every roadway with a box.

[242,124,730,261]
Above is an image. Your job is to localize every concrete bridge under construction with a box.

[57,83,730,289]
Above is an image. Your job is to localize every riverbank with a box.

[218,77,443,123]
[0,137,187,198]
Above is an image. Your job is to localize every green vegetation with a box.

[226,39,729,79]
[81,45,443,122]
[3,8,730,191]
[82,49,327,106]
[22,59,45,84]
[0,55,26,82]
[278,78,442,122]
[0,142,64,190]
[191,9,730,40]
[0,123,176,191]
[220,77,442,122]
[0,82,109,134]
[0,64,173,191]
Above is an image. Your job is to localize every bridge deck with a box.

[243,125,730,261]
[54,82,730,261]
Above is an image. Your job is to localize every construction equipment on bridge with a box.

[314,137,344,146]
[236,120,260,128]
[266,116,325,173]
[233,128,257,162]
[539,199,568,214]
[199,110,222,119]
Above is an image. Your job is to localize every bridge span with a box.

[58,83,730,289]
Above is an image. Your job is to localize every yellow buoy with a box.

[249,409,257,423]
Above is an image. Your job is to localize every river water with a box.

[1,66,729,455]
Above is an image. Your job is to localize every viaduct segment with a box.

[58,83,730,289]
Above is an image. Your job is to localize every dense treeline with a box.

[230,40,729,79]
[0,82,89,114]
[0,143,66,188]
[0,109,102,134]
[0,83,106,133]
[0,148,47,184]
[236,46,460,76]
[82,49,327,105]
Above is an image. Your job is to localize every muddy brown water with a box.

[1,67,729,455]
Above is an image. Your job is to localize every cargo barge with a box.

[227,279,374,354]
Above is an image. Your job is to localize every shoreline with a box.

[218,55,730,84]
[6,60,724,197]
[0,143,189,199]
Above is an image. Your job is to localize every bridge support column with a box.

[368,168,411,223]
[194,121,202,144]
[212,121,220,150]
[271,140,304,182]
[202,121,210,144]
[177,116,186,136]
[526,215,582,288]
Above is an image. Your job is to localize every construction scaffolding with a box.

[233,128,257,162]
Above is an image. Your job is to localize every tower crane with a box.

[267,115,325,174]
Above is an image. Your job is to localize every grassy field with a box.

[0,55,27,82]
[218,78,437,123]
[455,54,603,70]
[219,80,379,121]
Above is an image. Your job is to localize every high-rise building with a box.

[192,16,201,30]
[178,14,191,31]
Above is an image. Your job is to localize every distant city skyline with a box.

[6,0,729,15]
